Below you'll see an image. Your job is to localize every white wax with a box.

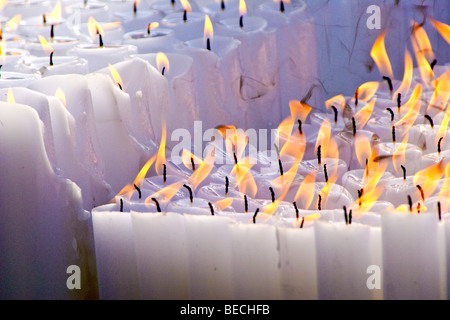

[373,142,423,177]
[123,28,181,53]
[342,169,395,202]
[24,37,80,57]
[2,0,52,19]
[334,130,379,171]
[166,197,226,216]
[91,205,141,299]
[0,71,41,89]
[64,2,111,23]
[16,55,89,76]
[161,11,206,42]
[408,124,450,154]
[130,211,189,299]
[297,158,348,186]
[380,176,422,208]
[19,17,71,38]
[113,9,163,33]
[0,48,30,72]
[302,182,354,210]
[381,211,446,299]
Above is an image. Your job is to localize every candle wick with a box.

[50,24,54,40]
[416,185,425,202]
[424,114,434,128]
[352,117,356,136]
[343,206,348,224]
[323,163,329,183]
[161,66,166,76]
[358,188,364,208]
[190,155,195,171]
[183,184,193,204]
[386,108,394,122]
[269,187,275,203]
[49,51,54,66]
[163,163,167,183]
[397,93,401,113]
[253,208,259,224]
[300,216,305,228]
[84,0,88,8]
[349,210,353,224]
[221,0,225,11]
[437,137,443,154]
[365,159,369,177]
[233,152,238,166]
[0,65,2,79]
[134,184,142,199]
[437,202,441,221]
[382,76,393,97]
[151,197,162,212]
[133,0,137,17]
[208,202,214,216]
[430,59,437,70]
[354,87,359,109]
[244,194,248,213]
[147,23,151,36]
[417,202,421,214]
[401,165,406,181]
[317,145,322,166]
[278,158,284,177]
[43,13,46,25]
[317,194,322,211]
[293,201,299,220]
[206,38,211,51]
[407,195,413,213]
[297,119,303,135]
[331,106,338,124]
[280,0,285,13]
[99,33,104,48]
[183,9,187,23]
[391,125,396,144]
[225,176,229,196]
[171,0,175,8]
[120,198,124,212]
[239,15,244,29]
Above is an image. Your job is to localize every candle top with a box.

[216,16,267,34]
[125,28,174,40]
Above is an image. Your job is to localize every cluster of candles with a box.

[0,0,449,300]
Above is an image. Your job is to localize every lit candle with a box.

[113,1,163,33]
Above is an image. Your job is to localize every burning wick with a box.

[0,65,2,79]
[99,33,104,48]
[43,14,47,25]
[84,0,88,7]
[206,38,211,51]
[424,114,434,128]
[416,185,425,202]
[208,202,214,216]
[49,51,54,66]
[331,106,338,124]
[317,194,322,210]
[297,119,303,135]
[344,206,348,224]
[280,0,285,13]
[300,217,305,228]
[401,165,406,181]
[183,184,193,204]
[382,76,393,96]
[352,117,356,136]
[365,159,369,177]
[358,189,364,208]
[392,125,396,144]
[269,187,275,203]
[134,184,142,199]
[354,87,359,108]
[225,176,229,196]
[171,0,175,8]
[147,24,152,36]
[437,202,441,221]
[430,59,437,70]
[151,198,162,212]
[349,210,353,224]
[233,152,238,166]
[221,0,225,11]
[244,194,248,213]
[190,155,195,171]
[386,108,394,122]
[163,164,167,183]
[120,198,124,212]
[161,66,166,76]
[293,202,299,220]
[50,25,54,40]
[317,145,322,166]
[278,158,284,177]
[253,208,259,224]
[183,9,188,22]
[417,202,421,214]
[407,195,413,212]
[239,15,244,29]
[437,137,443,154]
[323,164,329,183]
[397,93,401,113]
[133,0,137,17]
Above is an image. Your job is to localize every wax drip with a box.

[300,217,305,228]
[152,198,162,212]
[244,194,248,213]
[392,125,396,143]
[386,108,394,122]
[206,38,211,51]
[416,185,425,202]
[269,187,275,203]
[183,9,187,22]
[437,202,441,221]
[397,93,401,113]
[424,114,434,128]
[382,76,393,96]
[401,165,406,181]
[134,184,142,199]
[163,164,167,183]
[317,145,322,165]
[50,25,54,40]
[225,176,229,196]
[278,158,284,177]
[298,119,303,135]
[239,15,244,29]
[221,0,225,11]
[352,117,356,136]
[120,198,123,212]
[323,163,329,183]
[437,137,443,154]
[99,33,103,48]
[354,88,359,108]
[343,206,348,224]
[253,208,259,224]
[331,106,338,124]
[293,202,299,220]
[208,202,214,216]
[430,59,437,70]
[191,155,195,171]
[183,184,193,203]
[49,51,54,66]
[280,0,285,13]
[317,194,322,210]
[407,195,413,212]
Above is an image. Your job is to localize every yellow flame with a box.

[354,97,375,129]
[292,212,320,228]
[225,129,248,165]
[7,88,15,104]
[145,181,184,205]
[427,70,450,115]
[429,18,450,46]
[187,151,215,190]
[214,197,234,211]
[370,30,393,79]
[108,64,123,90]
[181,148,203,171]
[38,35,54,53]
[47,0,62,23]
[293,171,316,209]
[155,124,166,176]
[354,133,372,169]
[357,81,379,102]
[230,156,257,197]
[394,84,422,134]
[393,49,413,100]
[5,14,21,32]
[0,0,7,11]
[156,52,169,75]
[411,25,433,86]
[413,160,445,199]
[180,0,192,12]
[239,0,247,16]
[88,16,104,40]
[147,22,159,32]
[55,88,66,107]
[392,135,409,175]
[325,94,346,111]
[289,100,312,122]
[203,14,213,46]
[411,21,435,62]
[436,106,449,148]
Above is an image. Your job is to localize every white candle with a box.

[16,54,89,76]
[113,6,163,33]
[123,27,181,53]
[0,70,41,89]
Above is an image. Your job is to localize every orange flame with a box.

[411,21,435,62]
[239,0,247,16]
[144,181,184,205]
[180,0,192,12]
[411,23,434,86]
[436,106,449,148]
[187,150,216,190]
[392,135,409,175]
[354,133,372,169]
[370,30,393,79]
[429,18,450,46]
[357,81,379,102]
[38,35,54,53]
[289,100,312,122]
[203,14,213,47]
[214,197,234,211]
[413,160,445,199]
[325,94,346,111]
[155,124,166,176]
[181,148,202,171]
[88,16,104,40]
[393,49,413,100]
[354,97,375,129]
[394,84,422,134]
[156,52,169,75]
[293,171,316,209]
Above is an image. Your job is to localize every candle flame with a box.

[55,88,66,107]
[393,49,413,100]
[357,81,379,103]
[145,181,184,206]
[38,35,54,53]
[181,148,202,171]
[156,52,169,75]
[214,197,234,211]
[7,88,15,104]
[47,0,62,24]
[108,64,124,90]
[155,124,166,176]
[5,14,22,32]
[203,15,213,47]
[239,0,247,16]
[293,171,316,209]
[370,30,393,79]
[436,106,449,148]
[354,97,375,129]
[391,135,409,175]
[315,118,339,160]
[429,18,450,46]
[394,84,422,134]
[180,0,192,12]
[88,16,104,41]
[413,160,445,199]
[354,133,372,169]
[231,156,257,198]
[411,21,435,63]
[325,94,346,111]
[0,0,7,11]
[147,22,159,34]
[411,22,434,86]
[187,150,215,190]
